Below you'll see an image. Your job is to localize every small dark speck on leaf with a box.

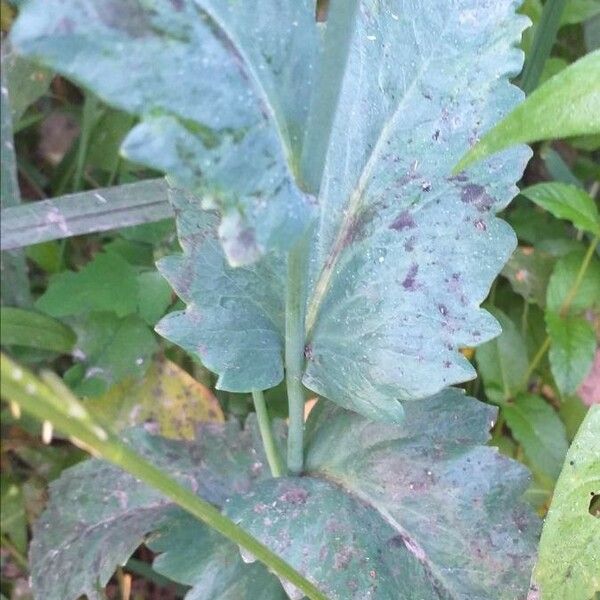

[390,211,416,231]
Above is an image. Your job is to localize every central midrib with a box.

[304,17,453,338]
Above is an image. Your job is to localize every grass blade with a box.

[0,179,173,250]
[0,353,328,600]
[520,0,568,95]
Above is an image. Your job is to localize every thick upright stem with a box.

[285,239,308,475]
[251,390,283,477]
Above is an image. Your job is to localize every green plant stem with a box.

[0,534,29,571]
[300,0,360,192]
[520,0,568,95]
[560,236,599,315]
[285,239,309,476]
[522,236,599,384]
[73,92,100,192]
[251,390,284,477]
[0,354,328,600]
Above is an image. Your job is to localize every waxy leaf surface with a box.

[159,0,530,421]
[13,1,531,419]
[11,0,319,265]
[29,390,539,599]
[28,420,285,600]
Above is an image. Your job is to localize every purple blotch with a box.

[402,264,419,290]
[390,210,416,231]
[461,184,494,212]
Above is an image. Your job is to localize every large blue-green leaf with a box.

[13,1,531,421]
[302,0,529,418]
[30,389,538,599]
[160,1,531,422]
[11,0,319,265]
[227,390,540,598]
[28,419,286,600]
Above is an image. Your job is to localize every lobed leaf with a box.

[230,390,539,599]
[29,389,539,600]
[11,0,320,265]
[28,419,284,600]
[530,406,600,600]
[456,49,600,171]
[159,0,531,421]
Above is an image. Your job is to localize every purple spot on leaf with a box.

[390,211,416,231]
[402,264,419,290]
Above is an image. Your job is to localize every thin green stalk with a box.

[251,390,284,477]
[73,92,100,192]
[522,236,599,385]
[0,354,328,600]
[283,1,360,474]
[285,241,308,476]
[520,0,568,95]
[560,236,598,316]
[0,534,29,571]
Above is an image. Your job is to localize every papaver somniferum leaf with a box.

[12,1,530,421]
[29,393,539,599]
[11,0,319,266]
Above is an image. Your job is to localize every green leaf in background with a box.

[0,476,28,554]
[1,44,32,308]
[561,0,600,26]
[67,312,157,397]
[36,251,139,318]
[2,42,51,123]
[476,308,529,403]
[520,182,600,236]
[546,249,600,313]
[86,358,224,440]
[29,390,539,599]
[501,246,555,306]
[531,406,600,600]
[11,0,319,265]
[455,50,600,172]
[159,0,530,422]
[28,421,286,600]
[502,393,569,481]
[546,312,597,395]
[0,307,75,353]
[136,271,173,326]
